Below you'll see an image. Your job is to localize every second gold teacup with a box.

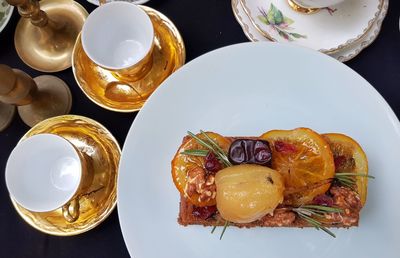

[81,1,154,82]
[5,134,93,223]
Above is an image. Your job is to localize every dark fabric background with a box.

[0,0,399,257]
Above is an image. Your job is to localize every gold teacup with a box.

[81,2,154,83]
[5,134,93,223]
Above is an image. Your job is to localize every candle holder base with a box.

[0,102,16,131]
[14,0,88,72]
[18,75,72,127]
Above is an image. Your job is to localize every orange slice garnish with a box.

[323,133,369,206]
[171,132,231,206]
[260,128,335,205]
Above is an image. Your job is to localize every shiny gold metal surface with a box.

[112,48,155,83]
[10,0,88,72]
[0,102,16,131]
[72,6,186,112]
[11,115,121,236]
[0,64,72,127]
[287,0,319,14]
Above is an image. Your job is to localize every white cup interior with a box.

[5,134,82,212]
[81,2,154,70]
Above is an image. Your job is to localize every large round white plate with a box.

[118,43,400,258]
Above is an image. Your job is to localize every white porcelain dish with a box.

[239,0,382,53]
[118,43,400,258]
[232,0,388,62]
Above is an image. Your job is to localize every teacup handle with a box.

[62,198,80,223]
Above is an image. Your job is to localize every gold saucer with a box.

[11,115,121,236]
[72,6,186,112]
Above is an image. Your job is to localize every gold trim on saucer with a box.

[334,0,388,62]
[11,115,121,236]
[72,6,186,113]
[287,0,319,14]
[231,0,258,42]
[239,0,384,54]
[232,0,388,62]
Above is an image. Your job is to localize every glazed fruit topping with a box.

[274,141,297,153]
[312,194,334,207]
[205,152,222,174]
[228,139,272,166]
[215,164,284,223]
[192,205,217,220]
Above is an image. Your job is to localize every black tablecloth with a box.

[1,0,399,257]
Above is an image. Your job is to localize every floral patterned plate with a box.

[232,0,388,61]
[239,0,382,54]
[0,0,13,33]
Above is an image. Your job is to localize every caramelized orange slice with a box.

[323,133,369,206]
[260,128,335,205]
[171,132,231,206]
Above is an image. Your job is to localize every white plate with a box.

[118,43,400,258]
[239,0,382,53]
[232,0,388,62]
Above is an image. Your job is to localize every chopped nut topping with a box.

[186,167,217,203]
[261,209,296,227]
[324,186,362,226]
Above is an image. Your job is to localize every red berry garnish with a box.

[313,194,334,207]
[205,152,222,173]
[192,205,217,220]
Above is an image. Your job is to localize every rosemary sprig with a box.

[186,131,232,167]
[180,149,209,157]
[211,221,230,240]
[292,205,342,238]
[334,172,375,188]
[185,131,233,239]
[220,220,230,240]
[200,130,232,166]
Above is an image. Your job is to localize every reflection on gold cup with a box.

[110,46,154,82]
[61,147,94,222]
[5,134,94,223]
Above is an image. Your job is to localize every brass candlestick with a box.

[0,64,72,127]
[7,0,88,72]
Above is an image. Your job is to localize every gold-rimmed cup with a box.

[5,133,93,223]
[81,1,154,82]
[288,0,346,11]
